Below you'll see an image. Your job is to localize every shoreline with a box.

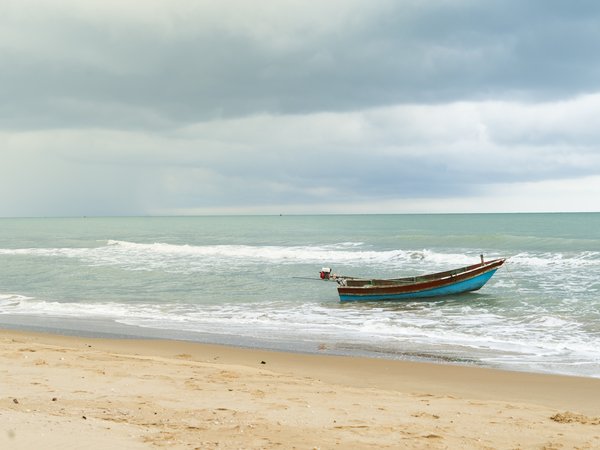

[2,314,595,380]
[2,328,600,449]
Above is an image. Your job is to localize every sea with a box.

[0,214,599,378]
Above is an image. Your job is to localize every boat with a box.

[321,256,506,302]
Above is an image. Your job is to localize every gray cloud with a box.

[2,1,600,216]
[4,0,600,130]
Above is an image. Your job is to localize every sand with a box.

[1,329,599,449]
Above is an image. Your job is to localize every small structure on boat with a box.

[321,256,505,302]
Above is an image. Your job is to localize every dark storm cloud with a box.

[2,1,600,216]
[3,0,600,131]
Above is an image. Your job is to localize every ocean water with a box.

[0,214,599,377]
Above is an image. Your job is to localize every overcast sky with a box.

[2,0,600,216]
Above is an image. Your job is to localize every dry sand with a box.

[1,329,599,449]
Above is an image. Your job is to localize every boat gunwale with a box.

[337,258,506,297]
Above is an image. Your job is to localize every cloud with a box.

[2,93,599,215]
[1,1,600,215]
[4,0,600,131]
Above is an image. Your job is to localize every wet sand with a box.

[1,329,599,449]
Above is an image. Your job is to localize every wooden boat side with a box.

[337,258,505,301]
[343,260,500,287]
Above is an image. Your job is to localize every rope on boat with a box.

[502,256,518,286]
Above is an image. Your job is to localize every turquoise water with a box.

[0,214,599,377]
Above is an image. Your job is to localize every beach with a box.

[2,329,599,449]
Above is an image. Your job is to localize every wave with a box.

[0,296,156,319]
[2,294,599,377]
[0,294,30,307]
[0,240,482,271]
[1,240,598,274]
[509,251,600,268]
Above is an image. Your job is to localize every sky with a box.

[2,0,600,217]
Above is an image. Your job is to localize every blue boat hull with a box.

[335,258,506,302]
[339,269,498,302]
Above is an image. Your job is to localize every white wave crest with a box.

[0,240,486,272]
[0,293,31,307]
[2,293,600,377]
[510,251,600,268]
